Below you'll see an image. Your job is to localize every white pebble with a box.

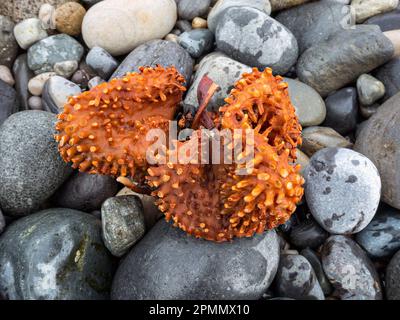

[39,3,56,30]
[28,72,56,96]
[0,65,15,86]
[28,96,43,110]
[13,18,48,50]
[54,60,79,78]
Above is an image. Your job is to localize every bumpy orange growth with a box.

[147,68,304,241]
[55,66,186,180]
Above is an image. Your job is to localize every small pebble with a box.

[38,3,56,30]
[192,17,208,29]
[0,65,15,86]
[13,18,48,50]
[27,72,56,96]
[357,74,386,106]
[86,47,118,79]
[55,2,86,36]
[101,196,146,257]
[71,69,90,88]
[305,147,381,234]
[178,29,214,58]
[27,96,43,110]
[88,76,106,89]
[301,126,353,157]
[53,60,78,78]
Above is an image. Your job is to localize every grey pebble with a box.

[357,74,385,106]
[177,0,211,21]
[178,29,214,58]
[86,47,118,80]
[0,79,17,125]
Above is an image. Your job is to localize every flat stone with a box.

[111,219,280,299]
[0,111,72,215]
[101,195,146,257]
[322,235,383,299]
[110,40,193,83]
[52,172,120,212]
[285,78,326,127]
[305,148,381,234]
[27,34,84,74]
[0,208,113,299]
[53,60,78,78]
[323,87,359,135]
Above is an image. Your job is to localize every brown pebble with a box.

[55,2,86,36]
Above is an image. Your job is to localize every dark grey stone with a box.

[12,54,34,111]
[323,87,358,135]
[386,249,400,300]
[178,29,214,58]
[300,248,332,295]
[27,34,84,74]
[177,0,211,20]
[0,208,114,300]
[365,6,400,32]
[0,16,18,68]
[0,79,17,125]
[305,148,381,234]
[216,7,298,75]
[0,208,4,235]
[357,74,385,106]
[86,47,118,79]
[297,25,394,97]
[356,204,400,259]
[322,235,383,300]
[373,58,400,101]
[355,92,400,209]
[101,196,145,257]
[276,1,354,53]
[289,219,329,249]
[110,40,193,84]
[111,219,280,299]
[275,253,325,300]
[0,111,72,216]
[175,20,193,33]
[52,172,120,212]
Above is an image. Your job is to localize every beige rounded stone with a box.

[28,72,56,96]
[0,65,15,86]
[82,0,177,56]
[192,17,207,29]
[55,2,86,36]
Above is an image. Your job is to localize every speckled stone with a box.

[305,148,381,234]
[276,1,354,53]
[373,58,400,101]
[0,208,113,300]
[111,219,280,299]
[322,235,383,300]
[0,16,18,68]
[323,87,358,135]
[101,196,145,257]
[0,111,72,216]
[86,47,118,79]
[111,40,193,83]
[12,54,33,111]
[177,0,211,20]
[183,52,251,114]
[284,78,326,127]
[297,25,394,97]
[0,79,17,125]
[88,76,105,89]
[357,74,385,106]
[216,7,298,75]
[356,204,400,259]
[28,95,43,110]
[177,29,214,58]
[27,34,84,74]
[52,172,120,212]
[207,0,271,32]
[300,126,353,157]
[386,249,400,299]
[275,253,325,300]
[355,92,400,209]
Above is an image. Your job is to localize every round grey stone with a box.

[275,253,325,300]
[0,111,72,216]
[357,74,385,106]
[0,15,18,68]
[322,235,383,300]
[177,0,211,21]
[207,0,271,32]
[305,147,381,234]
[297,25,394,97]
[27,34,84,74]
[0,208,113,300]
[101,195,145,257]
[284,78,326,127]
[52,172,120,212]
[355,92,400,209]
[216,7,298,75]
[86,46,118,80]
[111,219,280,299]
[183,52,252,114]
[356,204,400,259]
[110,39,193,84]
[386,249,400,300]
[177,29,214,58]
